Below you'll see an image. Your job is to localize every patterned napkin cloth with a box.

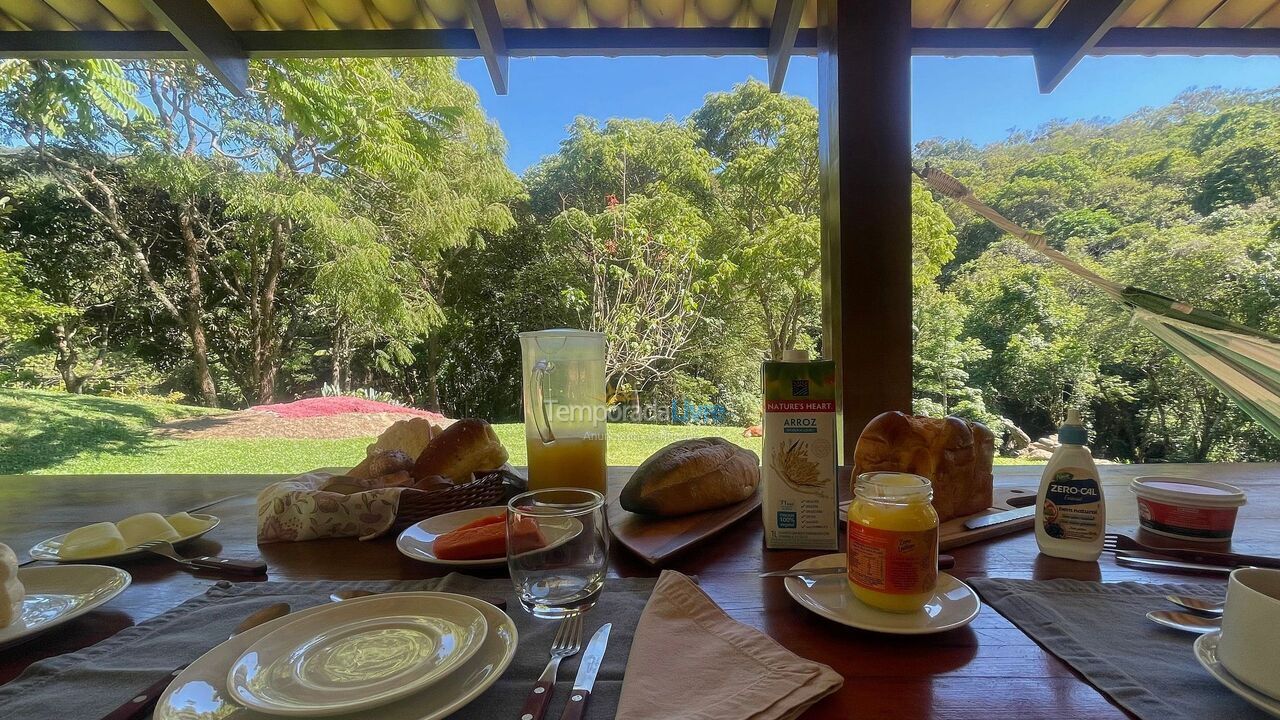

[971,577,1269,720]
[256,471,403,542]
[617,570,844,720]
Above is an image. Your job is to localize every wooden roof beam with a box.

[767,0,806,92]
[1034,0,1137,92]
[464,0,508,94]
[140,0,247,96]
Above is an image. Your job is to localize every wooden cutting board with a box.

[608,492,761,566]
[840,487,1038,551]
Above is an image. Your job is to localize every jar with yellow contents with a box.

[846,472,940,613]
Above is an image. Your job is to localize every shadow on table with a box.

[0,390,182,474]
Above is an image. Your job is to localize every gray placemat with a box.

[971,577,1264,720]
[0,574,657,720]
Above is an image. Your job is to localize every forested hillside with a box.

[0,58,1276,462]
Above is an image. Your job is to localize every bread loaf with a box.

[349,449,414,479]
[412,419,509,482]
[620,438,760,517]
[0,543,22,629]
[852,411,995,522]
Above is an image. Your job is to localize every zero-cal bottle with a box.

[762,350,839,550]
[1035,409,1106,561]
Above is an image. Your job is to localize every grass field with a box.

[0,388,1036,475]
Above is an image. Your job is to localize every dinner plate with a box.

[227,594,488,717]
[783,553,981,634]
[29,514,221,562]
[0,565,131,650]
[1195,631,1280,718]
[155,593,518,720]
[396,506,581,567]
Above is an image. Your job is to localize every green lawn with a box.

[0,388,1035,475]
[0,388,764,474]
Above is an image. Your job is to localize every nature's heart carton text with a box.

[762,351,838,550]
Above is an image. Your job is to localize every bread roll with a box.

[620,437,760,517]
[349,449,414,479]
[365,417,439,461]
[412,419,509,482]
[852,411,995,522]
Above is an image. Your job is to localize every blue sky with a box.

[457,54,1280,175]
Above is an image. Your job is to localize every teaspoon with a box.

[1147,609,1221,634]
[1165,594,1225,616]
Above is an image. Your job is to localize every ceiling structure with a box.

[0,0,1278,95]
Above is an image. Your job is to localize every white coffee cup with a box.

[1219,567,1280,699]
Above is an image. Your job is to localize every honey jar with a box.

[846,472,940,613]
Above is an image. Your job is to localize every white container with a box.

[1219,568,1280,700]
[1035,409,1105,562]
[1131,476,1246,542]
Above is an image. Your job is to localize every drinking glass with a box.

[507,488,609,618]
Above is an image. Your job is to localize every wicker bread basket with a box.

[391,467,528,531]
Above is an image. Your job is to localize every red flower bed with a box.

[250,396,446,421]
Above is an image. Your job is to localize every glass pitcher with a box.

[519,329,608,493]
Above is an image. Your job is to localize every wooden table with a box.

[2,463,1278,718]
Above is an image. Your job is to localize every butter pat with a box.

[117,513,180,547]
[165,512,212,536]
[1,543,24,628]
[59,522,127,559]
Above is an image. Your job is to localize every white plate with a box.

[156,593,518,720]
[29,514,221,562]
[783,553,981,635]
[396,506,580,567]
[227,594,488,717]
[1195,631,1280,718]
[0,565,131,649]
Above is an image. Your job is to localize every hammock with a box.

[916,166,1280,441]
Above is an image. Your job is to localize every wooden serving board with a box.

[839,487,1038,551]
[608,492,761,566]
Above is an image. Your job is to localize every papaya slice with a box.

[434,516,546,561]
[453,513,505,532]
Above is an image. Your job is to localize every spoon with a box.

[1147,609,1221,634]
[1165,594,1225,616]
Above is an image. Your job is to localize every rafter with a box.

[1033,0,1136,92]
[140,0,247,96]
[464,0,507,94]
[767,0,806,92]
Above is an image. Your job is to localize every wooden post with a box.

[817,0,913,463]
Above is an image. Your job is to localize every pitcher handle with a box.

[531,359,557,444]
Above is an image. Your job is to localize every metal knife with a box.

[559,623,611,720]
[963,506,1036,531]
[759,554,955,578]
[1115,553,1237,575]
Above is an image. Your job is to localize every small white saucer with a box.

[155,592,518,720]
[0,565,131,649]
[396,506,580,567]
[227,594,487,717]
[29,514,220,562]
[1195,631,1280,718]
[783,553,981,634]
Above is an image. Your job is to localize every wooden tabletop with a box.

[3,463,1278,719]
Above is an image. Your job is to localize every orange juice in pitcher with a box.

[520,330,608,494]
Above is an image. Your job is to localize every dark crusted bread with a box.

[412,419,509,482]
[620,437,760,517]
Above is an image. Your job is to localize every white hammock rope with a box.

[916,165,1280,440]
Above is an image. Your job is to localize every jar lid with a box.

[1130,476,1246,508]
[855,472,933,502]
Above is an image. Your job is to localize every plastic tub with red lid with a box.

[1130,476,1247,542]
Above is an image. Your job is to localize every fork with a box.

[519,614,584,720]
[134,540,267,575]
[1104,533,1280,570]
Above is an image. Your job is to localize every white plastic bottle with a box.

[1035,409,1105,561]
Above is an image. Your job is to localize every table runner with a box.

[971,577,1267,720]
[0,574,657,720]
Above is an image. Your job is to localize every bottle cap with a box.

[1059,409,1088,445]
[782,349,809,362]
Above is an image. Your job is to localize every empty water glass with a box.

[507,488,608,618]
